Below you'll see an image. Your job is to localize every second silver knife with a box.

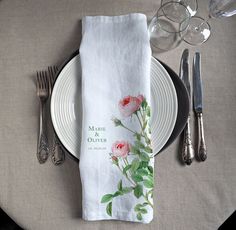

[180,49,194,165]
[193,52,207,161]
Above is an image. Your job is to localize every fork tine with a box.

[36,71,39,90]
[47,66,51,87]
[36,71,39,88]
[48,66,51,77]
[50,66,54,78]
[53,65,58,73]
[40,71,44,90]
[43,71,48,89]
[41,71,45,89]
[48,66,53,90]
[44,71,48,90]
[48,66,51,76]
[52,67,55,83]
[38,71,42,89]
[50,66,54,83]
[41,71,45,90]
[48,66,55,83]
[52,66,57,81]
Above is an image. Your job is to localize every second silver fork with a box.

[48,66,65,165]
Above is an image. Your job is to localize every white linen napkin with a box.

[79,13,154,223]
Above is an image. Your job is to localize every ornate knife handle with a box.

[37,102,49,164]
[182,115,194,165]
[51,133,65,166]
[197,113,207,161]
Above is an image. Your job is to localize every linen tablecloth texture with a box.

[79,14,153,223]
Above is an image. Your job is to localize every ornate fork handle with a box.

[51,133,65,165]
[182,115,194,165]
[37,101,49,164]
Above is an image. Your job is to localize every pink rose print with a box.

[118,95,144,117]
[112,141,130,158]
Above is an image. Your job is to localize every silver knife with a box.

[193,52,207,161]
[180,49,194,165]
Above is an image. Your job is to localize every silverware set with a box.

[36,52,205,166]
[36,67,65,165]
[179,49,207,165]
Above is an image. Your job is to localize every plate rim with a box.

[158,60,190,152]
[150,57,178,152]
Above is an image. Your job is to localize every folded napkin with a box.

[79,13,154,223]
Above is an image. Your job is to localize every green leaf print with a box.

[134,184,143,198]
[136,168,149,176]
[136,212,142,220]
[140,152,150,162]
[139,161,149,168]
[106,202,112,216]
[141,99,147,109]
[123,164,131,174]
[144,146,153,153]
[113,191,123,197]
[146,106,151,117]
[118,180,123,191]
[143,179,154,189]
[135,140,145,149]
[131,174,143,183]
[131,158,140,173]
[101,194,113,203]
[148,165,154,174]
[134,133,141,141]
[122,187,133,194]
[140,208,148,214]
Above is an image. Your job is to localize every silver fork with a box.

[48,66,65,165]
[36,71,50,164]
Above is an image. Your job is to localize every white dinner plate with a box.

[51,54,178,159]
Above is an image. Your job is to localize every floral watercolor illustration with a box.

[101,95,154,221]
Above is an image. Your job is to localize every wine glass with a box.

[148,2,191,50]
[209,0,236,18]
[161,0,198,16]
[181,0,236,45]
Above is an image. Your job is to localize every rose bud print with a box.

[111,117,122,127]
[111,156,118,165]
[118,95,144,117]
[111,156,118,162]
[137,94,144,104]
[112,141,130,158]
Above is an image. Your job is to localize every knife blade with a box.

[179,49,194,165]
[180,49,190,96]
[193,52,207,161]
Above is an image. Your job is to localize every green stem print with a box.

[101,95,154,221]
